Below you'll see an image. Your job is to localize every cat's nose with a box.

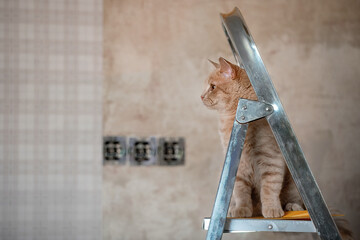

[201,95,204,100]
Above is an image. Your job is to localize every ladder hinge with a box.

[236,99,274,124]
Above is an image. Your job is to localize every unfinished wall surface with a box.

[0,1,102,239]
[103,0,360,239]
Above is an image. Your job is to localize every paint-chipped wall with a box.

[103,1,360,239]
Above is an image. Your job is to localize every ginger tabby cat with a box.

[201,57,304,218]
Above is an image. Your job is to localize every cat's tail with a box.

[333,216,353,240]
[330,208,353,240]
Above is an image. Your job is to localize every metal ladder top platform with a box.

[203,218,316,233]
[203,211,344,233]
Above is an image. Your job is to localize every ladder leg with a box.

[206,120,248,240]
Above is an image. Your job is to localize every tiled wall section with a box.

[0,1,102,239]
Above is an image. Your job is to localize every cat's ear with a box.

[208,59,220,68]
[219,57,236,79]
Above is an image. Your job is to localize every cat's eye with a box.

[210,84,216,90]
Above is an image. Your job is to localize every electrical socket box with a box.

[103,136,127,164]
[158,137,185,166]
[128,137,157,166]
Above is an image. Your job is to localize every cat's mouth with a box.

[203,99,218,108]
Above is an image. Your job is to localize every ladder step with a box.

[203,211,343,233]
[246,210,312,220]
[234,210,343,220]
[202,218,316,233]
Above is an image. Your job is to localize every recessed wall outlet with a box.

[103,136,127,164]
[158,137,185,166]
[128,137,157,166]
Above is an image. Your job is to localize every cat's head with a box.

[201,57,250,112]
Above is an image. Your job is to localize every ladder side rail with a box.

[220,8,341,240]
[205,119,248,240]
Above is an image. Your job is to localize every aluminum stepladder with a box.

[203,8,342,240]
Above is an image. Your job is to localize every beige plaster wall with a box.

[103,1,360,239]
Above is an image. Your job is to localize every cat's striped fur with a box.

[201,57,303,218]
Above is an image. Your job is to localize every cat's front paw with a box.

[262,205,284,218]
[229,206,253,218]
[285,203,304,211]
